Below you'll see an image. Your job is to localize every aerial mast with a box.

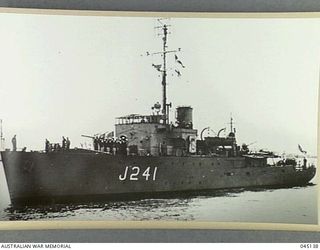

[162,24,168,122]
[228,115,236,137]
[149,19,183,125]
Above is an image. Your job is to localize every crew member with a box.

[93,136,98,151]
[11,135,17,151]
[104,139,109,153]
[111,138,116,155]
[66,137,71,150]
[303,157,307,170]
[98,136,104,151]
[45,139,50,153]
[62,136,67,149]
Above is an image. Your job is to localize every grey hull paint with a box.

[1,151,316,206]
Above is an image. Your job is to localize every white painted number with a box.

[119,166,158,181]
[152,167,157,181]
[130,166,140,181]
[142,167,151,180]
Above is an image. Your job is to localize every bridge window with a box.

[116,114,164,125]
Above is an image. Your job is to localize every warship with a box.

[1,20,316,206]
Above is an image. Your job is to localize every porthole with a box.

[225,172,234,176]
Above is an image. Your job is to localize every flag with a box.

[298,144,307,154]
[175,69,181,77]
[152,63,162,72]
[175,54,186,68]
[177,59,185,68]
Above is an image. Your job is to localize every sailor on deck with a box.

[303,157,307,170]
[66,137,71,150]
[11,135,17,151]
[93,136,99,151]
[45,139,50,153]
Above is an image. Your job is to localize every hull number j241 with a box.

[119,166,158,181]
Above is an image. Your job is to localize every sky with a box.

[0,13,318,155]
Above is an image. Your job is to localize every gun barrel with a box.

[81,135,94,139]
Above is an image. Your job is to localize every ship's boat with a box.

[0,20,316,206]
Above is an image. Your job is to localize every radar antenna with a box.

[147,19,183,124]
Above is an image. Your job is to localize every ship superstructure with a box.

[115,20,198,158]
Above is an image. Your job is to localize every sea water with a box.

[0,160,317,224]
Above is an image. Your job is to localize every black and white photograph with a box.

[0,10,318,226]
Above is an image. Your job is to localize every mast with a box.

[149,19,182,125]
[162,24,168,122]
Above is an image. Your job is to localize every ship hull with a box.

[1,151,316,206]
